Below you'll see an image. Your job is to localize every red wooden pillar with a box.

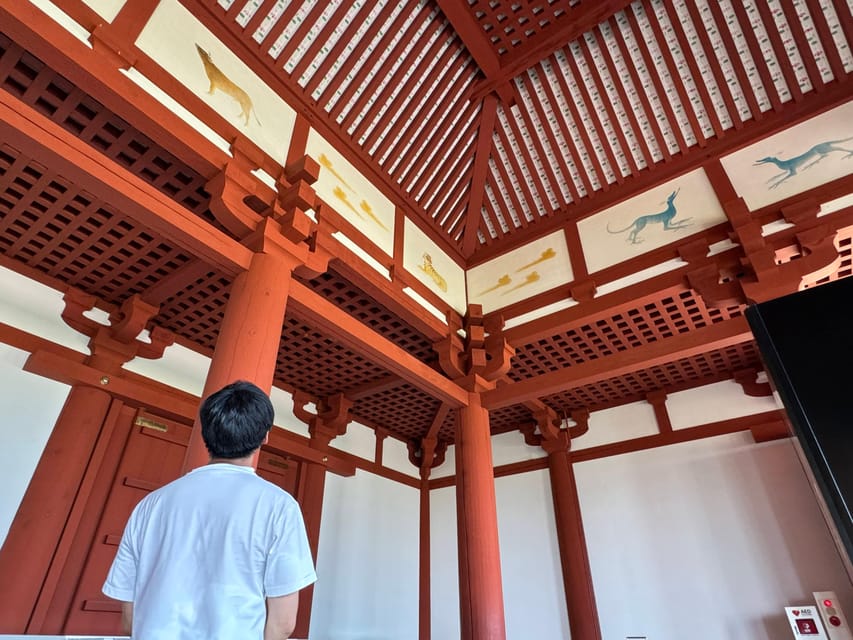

[0,385,113,633]
[182,225,304,472]
[544,435,602,640]
[454,416,473,640]
[456,383,506,640]
[417,437,438,640]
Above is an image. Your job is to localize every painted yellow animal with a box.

[419,253,448,292]
[195,44,260,127]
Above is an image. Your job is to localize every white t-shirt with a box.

[103,463,317,640]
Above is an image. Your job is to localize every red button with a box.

[829,615,841,627]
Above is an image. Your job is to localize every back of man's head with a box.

[200,381,274,459]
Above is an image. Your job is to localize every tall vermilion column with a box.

[456,380,506,640]
[543,434,602,640]
[182,221,311,472]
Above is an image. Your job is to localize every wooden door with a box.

[62,409,191,635]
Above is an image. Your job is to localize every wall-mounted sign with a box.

[786,606,829,639]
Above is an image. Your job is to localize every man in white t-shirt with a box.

[103,381,317,640]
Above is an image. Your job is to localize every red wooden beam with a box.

[287,281,468,407]
[484,316,753,409]
[462,95,499,256]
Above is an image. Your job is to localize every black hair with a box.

[199,380,274,459]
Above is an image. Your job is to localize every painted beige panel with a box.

[467,230,572,314]
[136,0,295,164]
[307,129,395,256]
[721,100,853,210]
[578,168,725,273]
[81,0,126,22]
[403,218,465,313]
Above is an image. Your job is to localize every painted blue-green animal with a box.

[755,137,853,190]
[607,189,690,244]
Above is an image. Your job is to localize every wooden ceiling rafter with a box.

[488,145,530,231]
[561,42,625,184]
[592,23,655,168]
[805,0,846,82]
[532,58,594,195]
[395,67,477,192]
[680,2,741,130]
[513,73,574,204]
[462,94,499,255]
[661,0,725,139]
[468,0,635,101]
[703,0,762,124]
[364,22,452,155]
[500,107,554,212]
[640,0,707,147]
[604,18,669,162]
[433,0,515,105]
[342,3,436,140]
[754,0,803,103]
[622,6,688,154]
[578,33,640,175]
[407,99,480,203]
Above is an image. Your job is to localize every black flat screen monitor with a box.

[746,276,853,564]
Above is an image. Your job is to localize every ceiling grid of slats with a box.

[204,0,850,255]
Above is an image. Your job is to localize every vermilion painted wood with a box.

[682,1,742,129]
[830,0,853,53]
[488,153,530,231]
[345,4,435,141]
[456,389,507,640]
[30,402,133,634]
[578,35,640,176]
[0,386,112,633]
[487,316,753,410]
[454,417,473,640]
[780,1,823,94]
[806,0,846,82]
[64,416,188,634]
[661,0,724,139]
[430,409,788,490]
[546,443,603,640]
[370,25,456,162]
[641,0,706,147]
[0,90,251,275]
[182,248,297,472]
[606,16,674,161]
[623,5,688,155]
[754,0,803,103]
[419,473,431,640]
[462,95,499,255]
[501,103,556,208]
[492,119,540,211]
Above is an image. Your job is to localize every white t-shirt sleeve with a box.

[102,502,141,602]
[263,498,317,597]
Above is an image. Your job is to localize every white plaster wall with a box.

[572,400,658,451]
[667,379,782,430]
[430,485,460,639]
[576,432,853,640]
[0,344,70,547]
[495,469,570,639]
[312,470,420,640]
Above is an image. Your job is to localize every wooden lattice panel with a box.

[298,269,436,362]
[153,271,232,352]
[353,382,443,442]
[541,341,761,412]
[275,315,391,399]
[0,33,218,229]
[510,288,744,380]
[486,403,536,437]
[0,144,193,303]
[469,0,579,56]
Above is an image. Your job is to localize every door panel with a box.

[63,411,190,635]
